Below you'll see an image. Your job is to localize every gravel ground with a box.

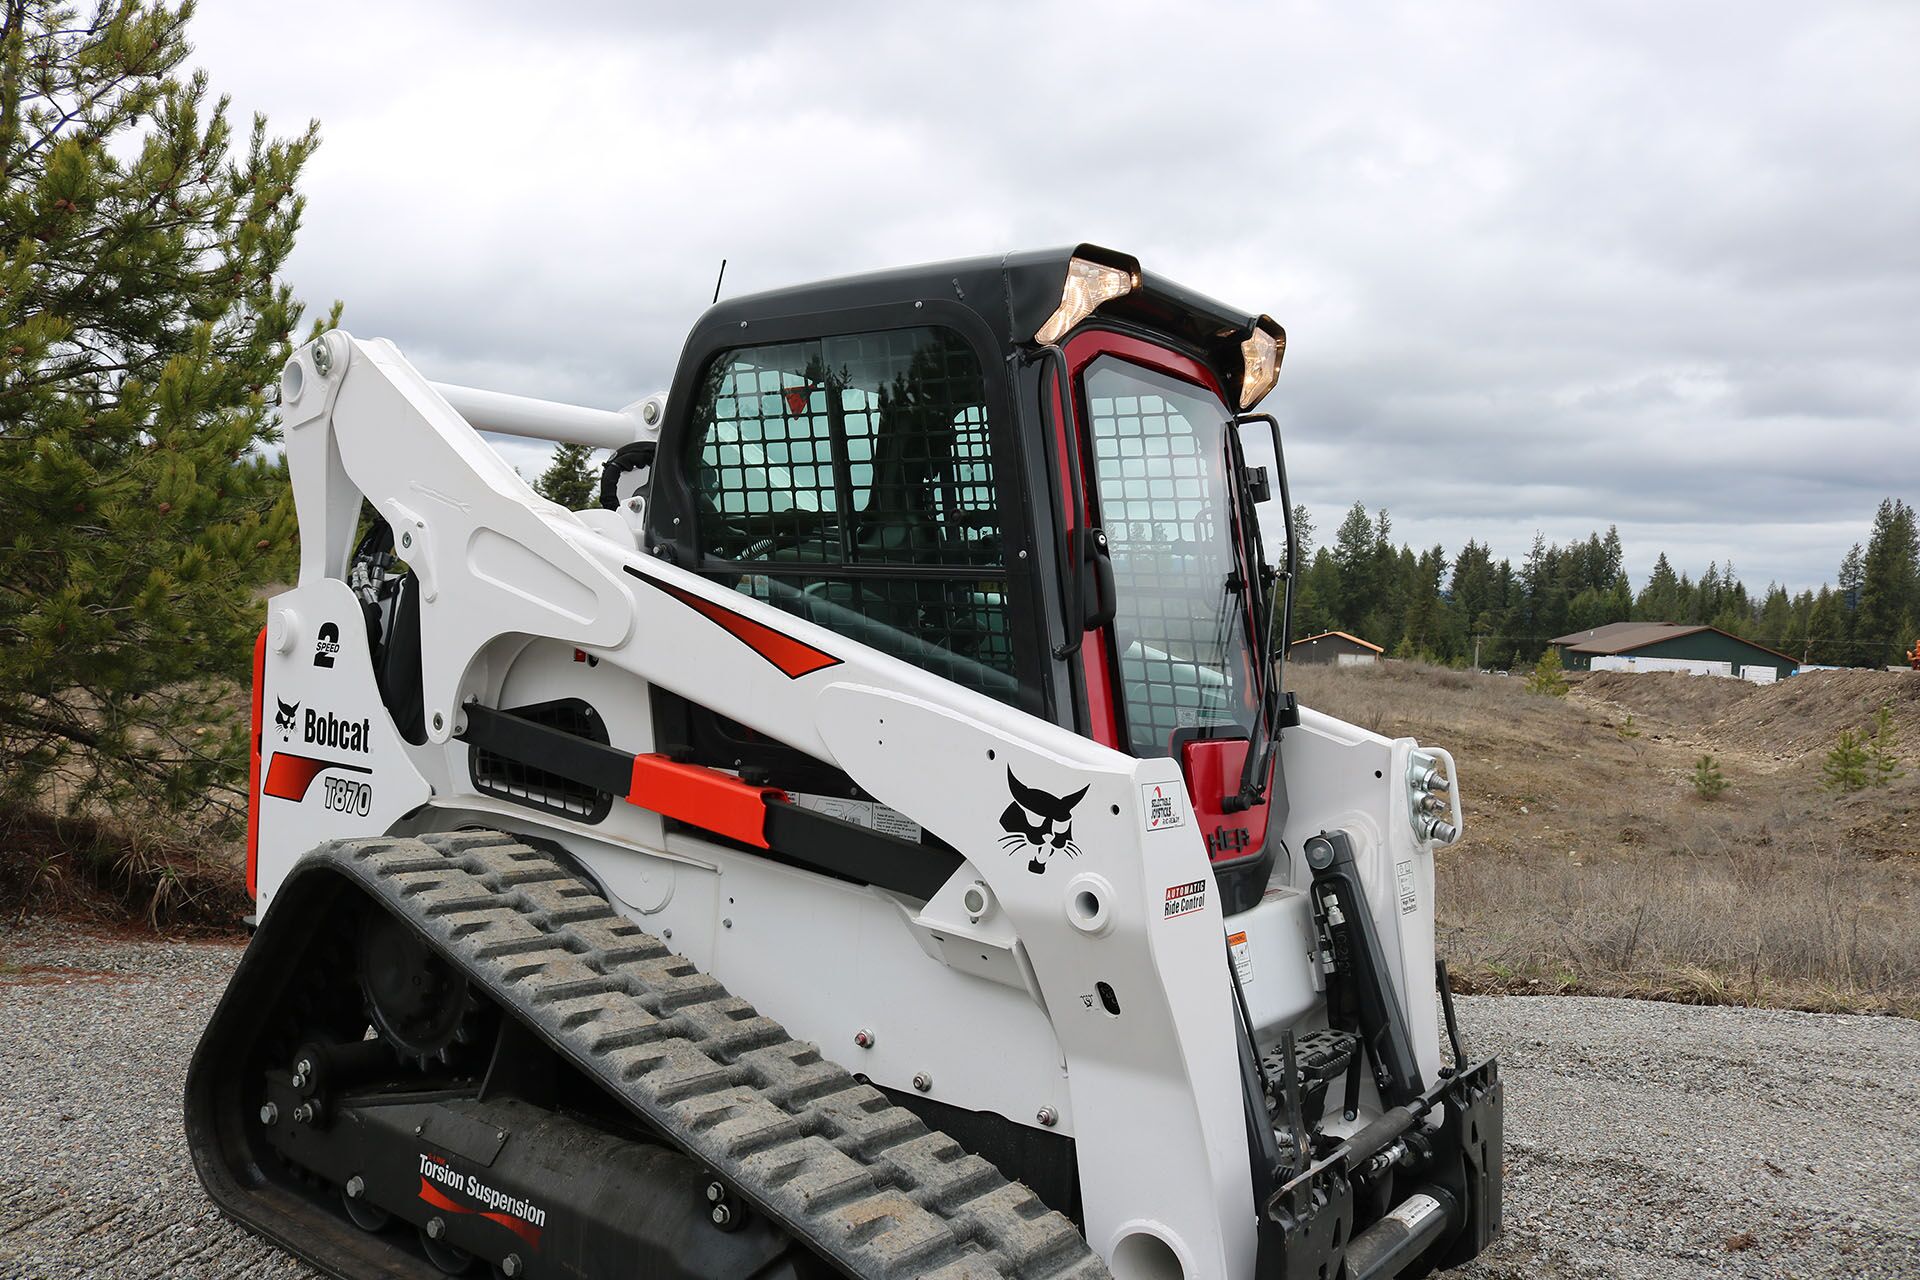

[0,925,308,1279]
[2,924,1916,1279]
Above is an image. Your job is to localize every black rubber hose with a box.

[1344,1185,1459,1280]
[598,440,657,511]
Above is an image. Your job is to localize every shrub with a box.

[1692,755,1728,799]
[1525,646,1569,697]
[1822,729,1871,793]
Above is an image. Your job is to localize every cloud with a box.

[189,0,1917,592]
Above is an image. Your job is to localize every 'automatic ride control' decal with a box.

[1164,879,1208,919]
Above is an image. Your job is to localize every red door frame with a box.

[1052,330,1253,753]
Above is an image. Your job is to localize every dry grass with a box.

[1289,661,1920,1016]
[0,807,249,935]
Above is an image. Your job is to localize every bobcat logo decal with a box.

[274,697,299,740]
[999,770,1088,875]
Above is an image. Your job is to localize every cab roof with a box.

[696,244,1280,405]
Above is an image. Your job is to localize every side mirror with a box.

[1233,416,1290,571]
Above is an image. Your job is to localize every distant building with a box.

[1550,622,1797,684]
[1290,630,1383,667]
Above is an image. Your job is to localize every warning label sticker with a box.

[1396,860,1418,915]
[1228,930,1253,984]
[1163,879,1208,919]
[793,793,924,842]
[1140,782,1185,831]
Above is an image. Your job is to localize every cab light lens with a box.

[1035,258,1137,344]
[1240,327,1283,409]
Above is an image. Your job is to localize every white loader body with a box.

[249,329,1461,1279]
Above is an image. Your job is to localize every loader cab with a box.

[646,247,1293,911]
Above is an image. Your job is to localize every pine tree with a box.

[1601,526,1624,581]
[1822,730,1870,794]
[1804,588,1840,665]
[1637,552,1683,621]
[0,2,324,824]
[1293,547,1341,638]
[1857,499,1919,668]
[1331,502,1373,634]
[1289,502,1314,566]
[1837,543,1866,610]
[535,442,598,509]
[1691,755,1727,800]
[1757,585,1793,651]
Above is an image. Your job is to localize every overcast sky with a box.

[192,0,1917,594]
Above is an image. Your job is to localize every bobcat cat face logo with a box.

[274,698,299,740]
[999,770,1088,875]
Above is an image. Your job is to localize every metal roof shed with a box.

[1550,622,1798,681]
[1289,631,1384,666]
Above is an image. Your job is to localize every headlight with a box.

[1240,323,1284,409]
[1034,257,1138,344]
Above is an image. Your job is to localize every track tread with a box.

[312,831,1109,1280]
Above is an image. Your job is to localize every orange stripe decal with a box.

[262,752,370,802]
[625,568,841,679]
[247,628,266,896]
[628,753,784,849]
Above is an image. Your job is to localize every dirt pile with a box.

[1581,668,1920,765]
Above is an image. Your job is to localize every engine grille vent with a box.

[469,698,614,823]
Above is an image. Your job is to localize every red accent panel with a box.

[645,575,842,679]
[1045,364,1120,750]
[1062,330,1226,396]
[1181,738,1273,863]
[246,628,266,896]
[262,752,369,802]
[628,754,784,849]
[262,753,328,802]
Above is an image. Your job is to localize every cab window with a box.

[687,326,1020,702]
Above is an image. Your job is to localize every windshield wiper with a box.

[1223,415,1292,813]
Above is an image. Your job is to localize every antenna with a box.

[711,258,728,305]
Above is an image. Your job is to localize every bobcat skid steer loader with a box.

[185,247,1501,1280]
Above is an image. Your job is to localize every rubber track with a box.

[316,831,1110,1280]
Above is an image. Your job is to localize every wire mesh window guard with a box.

[1083,356,1258,757]
[689,326,1018,701]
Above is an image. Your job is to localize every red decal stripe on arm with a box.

[625,568,841,679]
